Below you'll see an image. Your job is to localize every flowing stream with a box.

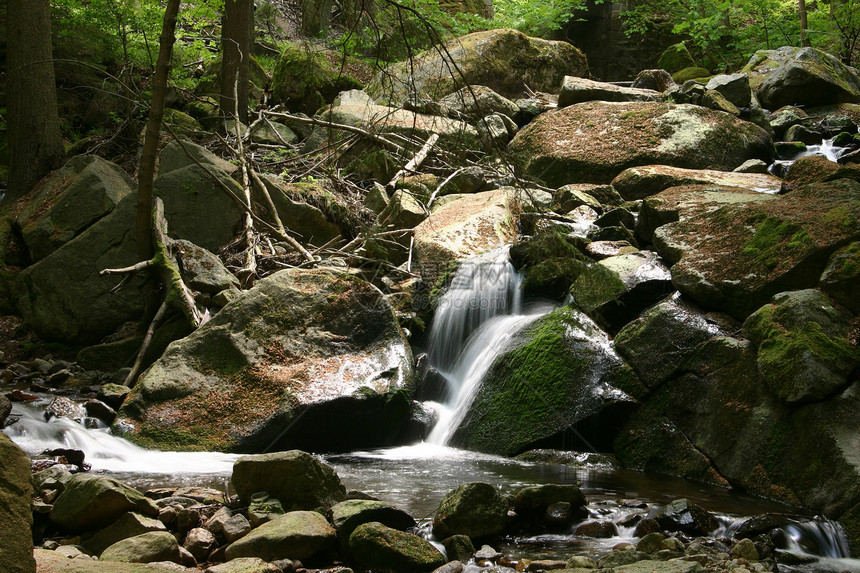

[770,136,854,175]
[2,247,859,569]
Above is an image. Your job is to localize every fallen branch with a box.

[386,132,439,193]
[262,110,405,154]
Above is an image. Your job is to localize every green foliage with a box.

[492,0,588,38]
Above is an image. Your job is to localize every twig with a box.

[123,300,171,386]
[386,132,439,193]
[427,166,466,209]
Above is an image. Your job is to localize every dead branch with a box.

[386,133,439,193]
[122,300,170,387]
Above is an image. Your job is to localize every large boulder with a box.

[432,482,509,540]
[99,531,180,564]
[508,102,773,186]
[439,85,520,121]
[650,179,860,318]
[331,499,416,550]
[231,450,346,509]
[413,189,515,288]
[14,194,149,343]
[741,46,860,110]
[0,434,35,573]
[819,241,860,313]
[50,474,159,533]
[224,511,336,562]
[349,522,446,572]
[611,165,782,201]
[742,289,858,404]
[15,155,134,262]
[257,177,343,247]
[450,306,645,455]
[615,335,860,550]
[118,267,414,452]
[367,29,588,104]
[558,76,661,107]
[82,512,167,556]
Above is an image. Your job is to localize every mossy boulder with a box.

[614,296,719,390]
[439,85,520,122]
[783,155,860,189]
[657,43,697,74]
[611,165,781,201]
[741,46,860,110]
[569,251,673,333]
[0,434,35,573]
[616,335,860,550]
[231,450,346,509]
[432,482,509,540]
[367,29,588,104]
[331,499,416,551]
[671,68,711,84]
[81,512,166,556]
[194,53,271,100]
[270,43,365,115]
[508,102,773,186]
[224,511,336,562]
[257,176,343,247]
[50,474,159,533]
[118,268,413,452]
[451,306,645,455]
[651,179,860,319]
[742,289,858,404]
[14,155,134,262]
[99,531,180,564]
[15,193,150,344]
[509,230,589,299]
[349,522,446,572]
[819,241,860,312]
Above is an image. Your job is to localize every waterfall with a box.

[770,136,854,175]
[423,246,553,445]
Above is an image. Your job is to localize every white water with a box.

[771,136,853,175]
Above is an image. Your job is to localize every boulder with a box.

[513,484,587,517]
[615,335,860,550]
[450,307,645,455]
[99,531,180,564]
[647,498,720,535]
[657,43,697,74]
[742,289,858,404]
[378,190,428,231]
[249,121,298,145]
[157,139,237,177]
[413,189,515,287]
[741,46,860,110]
[50,474,159,533]
[558,76,661,107]
[575,521,619,537]
[257,177,343,247]
[553,185,603,213]
[270,43,366,115]
[119,268,413,452]
[439,85,520,121]
[705,73,752,108]
[0,433,35,573]
[509,230,589,300]
[224,511,336,562]
[631,69,677,92]
[433,482,509,540]
[231,450,346,509]
[782,155,860,189]
[172,240,240,295]
[331,499,416,550]
[614,296,720,389]
[204,558,281,573]
[183,527,216,562]
[82,512,167,555]
[349,522,446,572]
[15,155,134,262]
[367,29,588,104]
[508,102,773,186]
[819,241,860,313]
[650,179,860,318]
[769,106,808,138]
[14,194,150,343]
[569,251,674,333]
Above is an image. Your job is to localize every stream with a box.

[3,246,860,570]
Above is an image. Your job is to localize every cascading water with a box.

[422,246,554,446]
[770,136,854,175]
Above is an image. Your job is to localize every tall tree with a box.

[5,0,65,203]
[799,0,811,46]
[221,0,252,125]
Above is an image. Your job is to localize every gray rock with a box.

[733,159,769,174]
[224,510,336,562]
[0,433,36,573]
[331,499,416,550]
[50,474,159,533]
[82,512,167,555]
[157,139,237,177]
[611,165,781,202]
[183,527,216,562]
[632,69,677,92]
[819,242,860,313]
[232,450,346,510]
[15,155,134,262]
[99,531,180,564]
[439,85,519,122]
[257,175,343,247]
[477,113,511,148]
[249,121,298,145]
[769,106,808,138]
[558,76,661,107]
[433,482,508,540]
[349,521,446,572]
[705,73,752,108]
[172,240,239,295]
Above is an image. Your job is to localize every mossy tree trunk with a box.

[221,0,252,125]
[5,0,65,203]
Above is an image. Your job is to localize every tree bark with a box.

[5,0,65,202]
[799,0,811,47]
[136,0,181,261]
[221,0,252,124]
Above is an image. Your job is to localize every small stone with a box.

[474,544,502,561]
[184,527,217,562]
[159,506,178,525]
[637,531,667,553]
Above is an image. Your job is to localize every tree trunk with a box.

[136,0,181,261]
[5,0,65,202]
[799,0,811,47]
[221,0,252,125]
[301,0,334,37]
